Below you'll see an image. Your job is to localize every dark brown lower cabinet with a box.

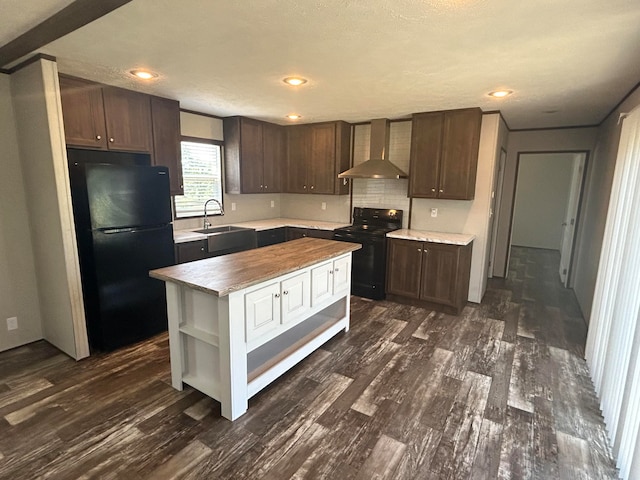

[285,227,334,241]
[386,238,473,314]
[175,240,209,264]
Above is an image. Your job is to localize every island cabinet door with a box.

[311,261,334,307]
[245,282,281,342]
[332,255,351,296]
[281,272,311,324]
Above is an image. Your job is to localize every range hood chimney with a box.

[339,118,408,179]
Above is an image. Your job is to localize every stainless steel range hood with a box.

[338,118,408,179]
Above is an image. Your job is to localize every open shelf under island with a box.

[150,237,361,420]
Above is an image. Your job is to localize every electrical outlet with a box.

[270,200,275,208]
[7,317,18,331]
[321,202,327,210]
[430,208,438,218]
[231,202,236,211]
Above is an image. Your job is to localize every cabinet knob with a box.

[431,188,436,192]
[310,185,314,190]
[96,135,102,140]
[264,185,268,189]
[283,290,289,295]
[303,185,307,189]
[274,293,280,298]
[260,184,263,188]
[109,137,114,143]
[329,270,334,275]
[200,247,205,252]
[335,268,340,272]
[439,189,444,193]
[417,248,422,252]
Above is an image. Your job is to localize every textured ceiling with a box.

[4,0,640,128]
[0,0,75,46]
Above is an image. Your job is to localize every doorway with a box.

[507,151,588,287]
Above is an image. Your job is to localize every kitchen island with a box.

[150,237,360,420]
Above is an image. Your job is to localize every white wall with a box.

[174,112,282,230]
[11,59,88,359]
[511,153,574,250]
[493,127,597,278]
[0,74,43,352]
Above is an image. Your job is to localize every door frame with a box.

[504,150,589,286]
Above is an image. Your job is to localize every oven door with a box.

[333,231,387,300]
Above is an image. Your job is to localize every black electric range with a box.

[333,207,403,300]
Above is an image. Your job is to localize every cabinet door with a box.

[281,272,310,324]
[286,227,308,241]
[240,118,265,193]
[439,108,482,200]
[286,125,309,193]
[308,123,336,194]
[409,111,443,198]
[175,240,207,264]
[420,243,459,306]
[245,282,281,342]
[386,239,423,299]
[257,228,286,247]
[306,229,333,240]
[151,96,183,195]
[59,76,108,150]
[102,86,152,153]
[311,261,334,307]
[262,122,283,193]
[332,256,351,296]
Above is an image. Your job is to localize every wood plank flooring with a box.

[0,246,619,479]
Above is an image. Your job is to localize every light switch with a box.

[430,208,438,218]
[270,200,275,208]
[321,202,327,210]
[231,202,236,211]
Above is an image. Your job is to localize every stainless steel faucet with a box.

[203,198,224,229]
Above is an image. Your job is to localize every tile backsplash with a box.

[351,120,412,228]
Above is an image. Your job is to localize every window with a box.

[174,139,223,218]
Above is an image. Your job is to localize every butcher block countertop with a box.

[150,237,361,297]
[387,229,475,246]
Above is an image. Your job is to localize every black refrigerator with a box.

[68,149,175,351]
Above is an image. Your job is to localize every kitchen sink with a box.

[193,226,257,255]
[192,226,251,234]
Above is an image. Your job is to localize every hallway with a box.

[0,247,619,479]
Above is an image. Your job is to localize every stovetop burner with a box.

[335,207,403,236]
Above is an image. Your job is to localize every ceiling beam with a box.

[0,0,133,68]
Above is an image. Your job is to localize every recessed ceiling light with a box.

[488,90,513,98]
[130,69,158,80]
[286,114,302,120]
[283,76,308,86]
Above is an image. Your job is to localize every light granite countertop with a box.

[151,237,361,296]
[173,218,350,244]
[387,229,475,246]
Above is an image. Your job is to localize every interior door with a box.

[559,153,587,286]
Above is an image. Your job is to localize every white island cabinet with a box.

[150,237,360,420]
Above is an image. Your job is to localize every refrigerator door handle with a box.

[101,225,170,234]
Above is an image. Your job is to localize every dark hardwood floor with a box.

[0,246,619,479]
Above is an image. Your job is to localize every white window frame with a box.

[174,137,224,219]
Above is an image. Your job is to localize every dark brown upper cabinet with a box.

[285,121,351,195]
[224,116,284,194]
[59,75,153,153]
[409,107,482,200]
[151,96,183,195]
[59,75,108,150]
